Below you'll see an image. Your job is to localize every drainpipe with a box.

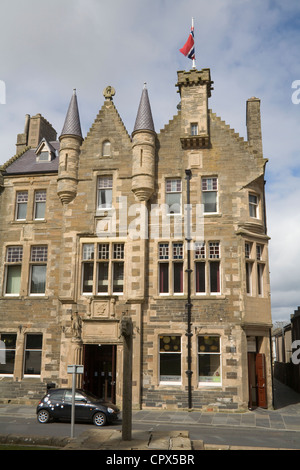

[185,169,193,409]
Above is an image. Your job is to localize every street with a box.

[0,409,300,449]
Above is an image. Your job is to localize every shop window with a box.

[159,335,181,384]
[198,336,221,386]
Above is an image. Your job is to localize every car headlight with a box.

[107,407,115,414]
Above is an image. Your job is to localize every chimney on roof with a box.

[16,114,57,154]
[246,97,263,158]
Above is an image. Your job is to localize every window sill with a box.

[159,382,182,387]
[11,219,47,224]
[203,212,222,217]
[198,383,222,388]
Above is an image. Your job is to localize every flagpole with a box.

[192,17,196,69]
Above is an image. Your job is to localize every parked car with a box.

[36,388,120,426]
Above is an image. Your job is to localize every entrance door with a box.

[248,352,267,409]
[83,344,116,403]
[256,353,267,408]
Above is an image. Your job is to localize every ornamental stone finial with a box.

[103,86,116,100]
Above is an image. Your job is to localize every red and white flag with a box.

[179,22,195,61]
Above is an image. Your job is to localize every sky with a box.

[0,0,300,323]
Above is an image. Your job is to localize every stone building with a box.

[0,68,273,410]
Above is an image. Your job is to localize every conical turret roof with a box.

[60,89,83,139]
[133,84,155,134]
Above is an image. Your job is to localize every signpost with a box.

[67,364,84,438]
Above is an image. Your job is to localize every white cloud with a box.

[0,0,300,322]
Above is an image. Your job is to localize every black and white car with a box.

[36,388,120,427]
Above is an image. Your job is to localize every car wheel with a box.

[37,409,50,424]
[93,411,107,426]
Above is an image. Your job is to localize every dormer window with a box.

[38,151,50,162]
[35,138,56,163]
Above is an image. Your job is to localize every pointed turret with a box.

[133,83,155,134]
[57,90,83,204]
[132,84,156,202]
[60,89,83,139]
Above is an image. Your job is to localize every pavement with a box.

[0,379,300,450]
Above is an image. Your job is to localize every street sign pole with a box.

[67,364,84,439]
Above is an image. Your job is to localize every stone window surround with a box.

[13,187,47,223]
[244,240,267,298]
[0,330,44,379]
[157,240,222,297]
[2,243,48,298]
[151,330,224,390]
[80,238,126,297]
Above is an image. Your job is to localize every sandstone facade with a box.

[0,69,272,410]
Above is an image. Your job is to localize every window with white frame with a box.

[165,179,182,215]
[15,191,28,220]
[34,190,46,220]
[97,176,113,210]
[23,334,43,375]
[198,336,221,386]
[4,246,23,295]
[159,335,181,384]
[202,177,218,213]
[194,242,221,294]
[257,263,264,296]
[0,333,17,375]
[195,242,206,294]
[249,193,259,218]
[190,123,198,136]
[81,242,125,295]
[158,242,184,294]
[29,246,48,294]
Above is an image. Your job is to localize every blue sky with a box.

[0,0,300,322]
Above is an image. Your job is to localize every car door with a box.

[47,390,66,420]
[62,390,90,422]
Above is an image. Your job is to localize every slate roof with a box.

[60,89,83,139]
[4,141,60,175]
[133,84,155,134]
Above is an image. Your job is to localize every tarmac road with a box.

[0,379,300,450]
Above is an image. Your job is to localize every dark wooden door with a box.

[83,344,116,403]
[256,353,267,408]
